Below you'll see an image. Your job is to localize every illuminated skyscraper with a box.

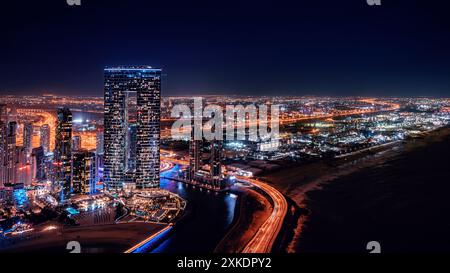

[210,140,222,188]
[72,150,95,194]
[23,122,33,158]
[5,122,17,185]
[188,139,202,181]
[31,146,45,181]
[104,66,161,190]
[40,124,50,153]
[0,104,8,188]
[54,107,72,198]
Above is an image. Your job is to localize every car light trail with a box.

[240,176,288,253]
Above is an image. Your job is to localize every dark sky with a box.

[1,0,449,97]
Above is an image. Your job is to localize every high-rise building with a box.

[54,107,72,198]
[104,66,161,191]
[23,122,33,158]
[210,140,222,188]
[5,121,17,185]
[0,104,7,189]
[16,146,31,186]
[72,150,95,194]
[40,124,50,153]
[188,139,202,181]
[31,146,46,181]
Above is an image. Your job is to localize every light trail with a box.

[239,176,288,253]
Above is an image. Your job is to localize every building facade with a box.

[0,104,7,189]
[40,124,50,154]
[72,150,96,194]
[23,122,33,159]
[104,66,161,191]
[54,107,73,198]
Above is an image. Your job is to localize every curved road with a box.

[238,176,288,253]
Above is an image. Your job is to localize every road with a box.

[239,176,288,253]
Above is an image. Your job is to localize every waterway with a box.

[151,165,238,252]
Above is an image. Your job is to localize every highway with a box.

[239,176,288,253]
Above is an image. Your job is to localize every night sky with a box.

[1,0,450,97]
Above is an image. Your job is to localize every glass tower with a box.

[104,66,161,191]
[54,107,72,199]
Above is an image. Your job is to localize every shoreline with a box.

[262,125,450,252]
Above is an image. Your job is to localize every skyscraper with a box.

[31,146,45,181]
[210,140,223,188]
[23,122,33,158]
[5,122,17,185]
[0,104,7,189]
[104,66,161,191]
[40,124,50,153]
[54,107,72,198]
[72,150,95,194]
[188,139,202,181]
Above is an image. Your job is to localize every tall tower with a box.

[31,146,46,181]
[5,121,17,185]
[210,140,222,188]
[54,107,72,198]
[188,139,202,181]
[0,104,8,189]
[23,122,33,158]
[72,150,95,194]
[0,104,7,188]
[104,66,161,191]
[40,124,50,153]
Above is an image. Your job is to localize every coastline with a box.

[298,126,450,252]
[262,126,450,252]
